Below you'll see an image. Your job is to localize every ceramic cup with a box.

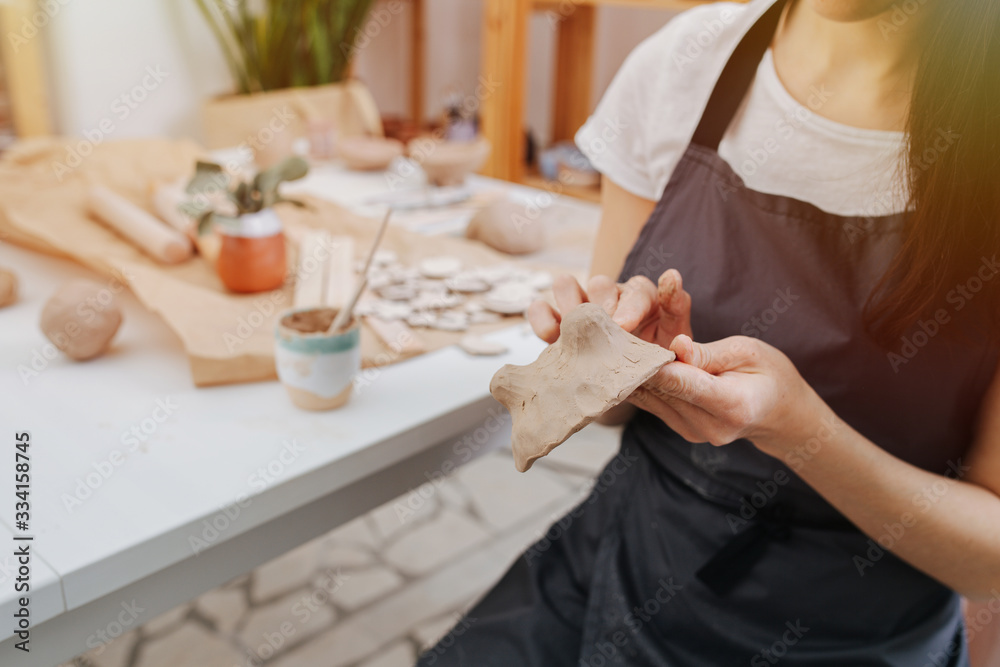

[275,307,361,411]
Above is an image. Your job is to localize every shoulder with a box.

[577,1,776,200]
[626,1,770,91]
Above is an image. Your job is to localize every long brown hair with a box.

[864,0,1000,346]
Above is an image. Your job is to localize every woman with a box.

[419,0,1000,664]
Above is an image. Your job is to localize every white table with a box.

[0,166,599,665]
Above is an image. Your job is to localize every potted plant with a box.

[184,156,309,293]
[194,0,384,150]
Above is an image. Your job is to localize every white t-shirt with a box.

[575,0,909,218]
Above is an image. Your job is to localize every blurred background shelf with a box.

[479,0,749,191]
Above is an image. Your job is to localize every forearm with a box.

[758,394,1000,600]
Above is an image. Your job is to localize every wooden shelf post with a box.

[479,0,530,182]
[0,0,53,137]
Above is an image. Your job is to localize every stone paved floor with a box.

[63,424,621,667]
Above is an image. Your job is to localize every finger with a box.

[552,274,587,315]
[658,269,693,338]
[612,275,659,332]
[527,299,561,344]
[670,335,741,376]
[647,361,722,405]
[586,275,621,317]
[628,385,704,443]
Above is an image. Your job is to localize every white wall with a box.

[41,0,676,147]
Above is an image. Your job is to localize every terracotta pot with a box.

[216,210,287,293]
[275,307,361,411]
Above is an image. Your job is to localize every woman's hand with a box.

[629,334,824,456]
[526,269,693,346]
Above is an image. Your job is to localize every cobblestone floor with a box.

[63,424,621,667]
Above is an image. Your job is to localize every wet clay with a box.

[40,279,123,360]
[491,303,675,472]
[282,308,339,334]
[0,268,17,308]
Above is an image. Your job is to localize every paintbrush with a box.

[328,209,391,333]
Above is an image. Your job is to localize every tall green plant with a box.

[193,0,377,94]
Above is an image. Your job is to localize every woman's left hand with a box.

[628,334,823,456]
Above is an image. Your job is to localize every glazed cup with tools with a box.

[275,210,391,410]
[275,307,361,410]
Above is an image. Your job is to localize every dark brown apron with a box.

[418,1,997,664]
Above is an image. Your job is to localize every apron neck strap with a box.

[690,0,790,151]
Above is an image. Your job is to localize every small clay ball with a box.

[466,198,547,255]
[40,279,123,360]
[0,268,18,308]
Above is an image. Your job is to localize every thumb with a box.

[658,269,693,338]
[669,335,732,375]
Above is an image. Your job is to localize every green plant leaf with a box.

[186,161,229,195]
[196,210,215,236]
[254,156,309,208]
[192,0,376,92]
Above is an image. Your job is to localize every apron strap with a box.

[690,0,790,151]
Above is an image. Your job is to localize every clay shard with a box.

[491,303,675,472]
[459,334,508,356]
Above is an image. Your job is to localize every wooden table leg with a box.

[0,0,53,137]
[410,0,425,123]
[551,4,595,143]
[479,0,530,182]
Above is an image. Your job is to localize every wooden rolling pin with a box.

[88,185,193,264]
[150,181,197,241]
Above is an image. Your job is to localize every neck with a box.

[772,0,925,131]
[780,1,922,83]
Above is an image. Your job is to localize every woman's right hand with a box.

[526,268,694,347]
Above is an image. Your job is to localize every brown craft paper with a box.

[0,138,548,387]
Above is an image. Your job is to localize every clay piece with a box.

[482,282,537,315]
[378,284,418,301]
[406,312,436,328]
[338,137,405,171]
[372,250,398,266]
[40,279,124,361]
[469,311,502,325]
[346,252,553,333]
[0,268,18,308]
[491,303,676,472]
[459,335,508,356]
[445,275,489,293]
[418,256,462,279]
[466,197,547,255]
[431,312,469,332]
[371,302,413,321]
